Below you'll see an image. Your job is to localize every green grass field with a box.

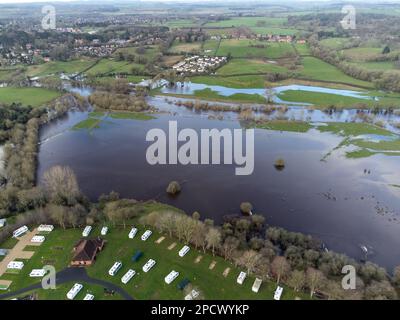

[0,87,61,107]
[168,41,202,54]
[216,39,295,59]
[254,121,400,159]
[350,61,399,72]
[85,59,145,76]
[193,88,266,104]
[253,120,313,133]
[320,37,351,49]
[73,111,154,131]
[191,75,266,88]
[341,47,385,61]
[26,59,95,77]
[203,17,297,35]
[293,43,311,56]
[277,90,371,107]
[298,57,373,88]
[217,58,288,75]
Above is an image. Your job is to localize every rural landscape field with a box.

[0,0,400,307]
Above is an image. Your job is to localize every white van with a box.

[66,283,83,300]
[142,259,156,272]
[237,271,247,285]
[128,227,138,239]
[108,261,122,276]
[252,278,262,293]
[31,235,45,243]
[184,289,200,300]
[7,261,24,270]
[101,226,108,236]
[121,269,136,284]
[141,230,152,241]
[274,286,283,300]
[82,226,92,237]
[29,269,46,278]
[83,294,94,300]
[164,270,179,284]
[38,224,54,232]
[178,245,190,257]
[12,226,28,238]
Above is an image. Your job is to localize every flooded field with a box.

[36,95,400,270]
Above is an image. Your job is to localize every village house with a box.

[71,237,105,267]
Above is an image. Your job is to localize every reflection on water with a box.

[36,104,400,270]
[151,96,400,134]
[160,82,373,105]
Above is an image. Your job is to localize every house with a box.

[0,218,6,228]
[71,237,105,266]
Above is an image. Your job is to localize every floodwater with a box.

[160,82,373,105]
[36,95,400,270]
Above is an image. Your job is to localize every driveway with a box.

[0,267,134,300]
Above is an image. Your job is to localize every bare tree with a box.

[191,222,207,250]
[306,267,325,298]
[271,256,291,284]
[235,250,262,275]
[221,236,240,261]
[42,166,80,205]
[205,227,221,256]
[49,205,67,230]
[287,270,306,292]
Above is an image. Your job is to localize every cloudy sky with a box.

[0,0,338,4]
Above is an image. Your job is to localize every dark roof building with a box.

[71,237,105,267]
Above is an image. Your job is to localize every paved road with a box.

[0,267,134,300]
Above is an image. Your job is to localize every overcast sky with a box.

[0,0,345,4]
[0,0,394,4]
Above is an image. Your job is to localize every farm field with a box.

[320,37,352,49]
[85,58,144,76]
[0,87,61,107]
[298,57,374,88]
[293,43,311,56]
[216,39,296,59]
[168,41,202,54]
[202,39,220,55]
[216,58,288,75]
[193,88,266,104]
[341,47,386,61]
[190,75,266,88]
[203,16,298,35]
[277,90,372,107]
[349,61,399,71]
[26,58,96,77]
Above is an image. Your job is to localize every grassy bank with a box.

[0,87,61,107]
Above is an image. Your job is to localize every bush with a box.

[166,181,181,195]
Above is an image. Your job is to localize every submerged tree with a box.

[166,181,181,195]
[274,158,286,170]
[240,202,253,215]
